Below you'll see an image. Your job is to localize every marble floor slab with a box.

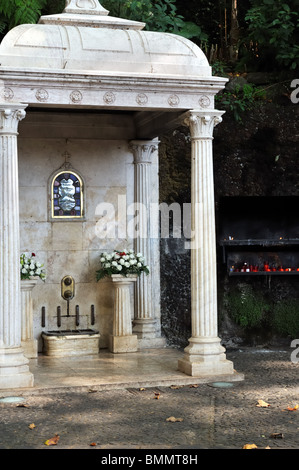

[0,348,244,396]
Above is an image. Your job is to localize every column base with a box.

[138,337,166,349]
[133,319,157,339]
[0,347,34,389]
[178,336,235,377]
[21,339,38,359]
[109,334,138,354]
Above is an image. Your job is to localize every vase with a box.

[20,278,39,358]
[109,274,138,353]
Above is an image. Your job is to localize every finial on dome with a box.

[39,0,145,30]
[63,0,109,16]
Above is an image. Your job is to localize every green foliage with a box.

[226,285,271,329]
[179,21,207,40]
[0,0,48,29]
[244,0,299,70]
[1,0,297,73]
[216,82,266,121]
[0,0,207,42]
[212,61,229,77]
[226,285,299,339]
[272,299,299,338]
[102,0,207,39]
[41,0,65,16]
[0,19,7,34]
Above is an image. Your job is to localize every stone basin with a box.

[42,329,100,357]
[43,329,99,336]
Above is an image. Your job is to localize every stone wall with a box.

[18,111,160,352]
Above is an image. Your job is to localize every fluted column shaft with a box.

[0,103,34,388]
[189,115,219,339]
[112,279,134,336]
[178,110,234,377]
[109,275,138,353]
[21,279,38,358]
[0,105,26,348]
[130,140,159,339]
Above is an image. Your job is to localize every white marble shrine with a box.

[0,0,235,389]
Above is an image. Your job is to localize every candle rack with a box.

[217,196,299,277]
[219,239,299,276]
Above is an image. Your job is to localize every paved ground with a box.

[0,346,298,453]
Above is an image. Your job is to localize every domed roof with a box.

[0,1,211,78]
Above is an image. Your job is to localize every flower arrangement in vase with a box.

[20,252,46,281]
[96,250,149,281]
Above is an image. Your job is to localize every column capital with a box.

[129,139,160,164]
[0,103,27,135]
[181,109,225,140]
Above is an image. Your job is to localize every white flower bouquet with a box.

[20,252,46,281]
[96,249,149,281]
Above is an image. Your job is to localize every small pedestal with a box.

[109,275,138,353]
[21,279,38,359]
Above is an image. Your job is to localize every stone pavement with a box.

[0,345,298,452]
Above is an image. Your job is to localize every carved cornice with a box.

[0,70,226,112]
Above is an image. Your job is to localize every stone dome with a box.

[0,3,211,78]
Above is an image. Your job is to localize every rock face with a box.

[159,73,299,348]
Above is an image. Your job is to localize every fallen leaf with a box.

[89,442,97,446]
[243,444,258,449]
[270,433,284,439]
[44,434,60,446]
[189,384,198,388]
[256,400,271,408]
[17,404,30,408]
[139,388,146,391]
[154,392,161,399]
[287,404,298,411]
[166,416,183,422]
[28,423,36,429]
[170,385,183,389]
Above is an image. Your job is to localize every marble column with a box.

[109,275,138,353]
[130,140,160,344]
[21,279,38,359]
[178,110,234,377]
[0,103,34,389]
